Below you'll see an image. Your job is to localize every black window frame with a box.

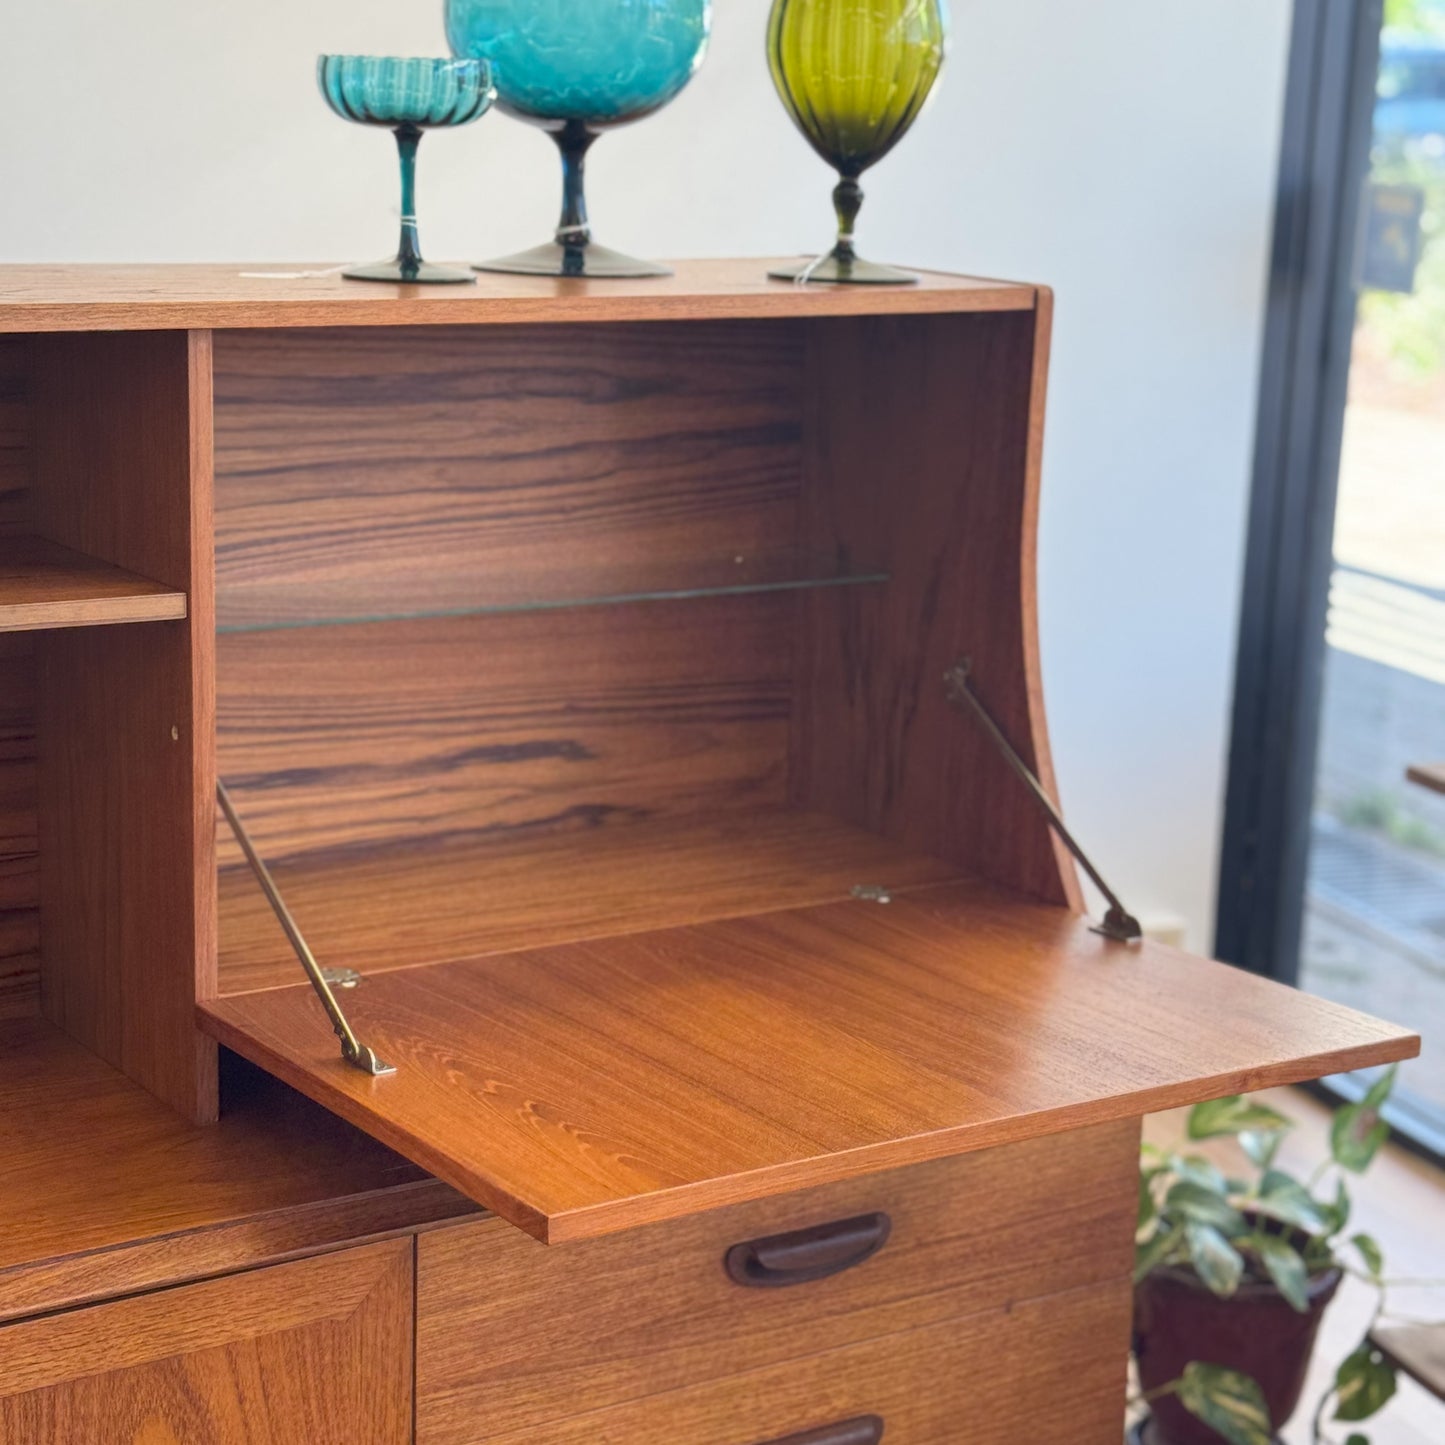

[1216,0,1443,1166]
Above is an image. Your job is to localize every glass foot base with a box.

[474,240,673,279]
[342,259,477,285]
[769,254,919,285]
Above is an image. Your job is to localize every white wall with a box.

[0,0,1294,950]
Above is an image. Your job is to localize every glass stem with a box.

[832,176,864,263]
[553,120,597,250]
[394,124,424,278]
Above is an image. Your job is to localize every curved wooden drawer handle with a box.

[724,1212,891,1288]
[753,1416,885,1445]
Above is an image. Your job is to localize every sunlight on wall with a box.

[0,0,1295,949]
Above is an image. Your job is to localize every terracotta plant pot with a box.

[1133,1263,1343,1445]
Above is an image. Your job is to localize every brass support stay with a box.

[942,659,1143,944]
[215,782,396,1076]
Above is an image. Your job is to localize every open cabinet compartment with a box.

[0,267,1412,1251]
[186,301,1417,1244]
[0,329,217,1119]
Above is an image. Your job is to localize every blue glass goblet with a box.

[319,55,496,283]
[445,0,711,278]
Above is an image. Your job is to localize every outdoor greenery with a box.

[1334,786,1445,856]
[1385,0,1445,35]
[1363,1,1445,379]
[1358,152,1445,381]
[1133,1072,1421,1445]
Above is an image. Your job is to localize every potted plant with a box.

[1132,1068,1404,1445]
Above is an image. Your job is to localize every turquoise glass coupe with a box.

[319,55,496,284]
[445,0,711,277]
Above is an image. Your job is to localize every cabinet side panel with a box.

[32,330,218,1120]
[0,341,38,1018]
[792,306,1080,905]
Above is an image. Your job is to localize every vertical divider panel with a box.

[791,300,1082,907]
[31,330,218,1122]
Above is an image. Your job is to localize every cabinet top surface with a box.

[0,258,1039,333]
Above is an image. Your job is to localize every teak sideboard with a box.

[0,261,1418,1445]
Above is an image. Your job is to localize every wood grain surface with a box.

[213,322,806,628]
[0,1018,470,1322]
[0,337,28,536]
[1371,1321,1445,1396]
[0,1239,413,1445]
[0,535,185,632]
[0,1177,470,1331]
[791,306,1077,907]
[417,1122,1136,1439]
[217,810,960,995]
[32,329,218,1119]
[0,343,35,1017]
[216,593,792,868]
[1406,762,1445,796]
[200,878,1419,1243]
[0,636,36,1019]
[434,1281,1131,1445]
[0,260,1038,334]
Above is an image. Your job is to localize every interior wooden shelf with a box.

[0,1016,464,1311]
[0,535,186,633]
[203,822,1418,1245]
[217,810,962,996]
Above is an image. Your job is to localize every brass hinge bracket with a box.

[216,782,397,1076]
[942,659,1143,944]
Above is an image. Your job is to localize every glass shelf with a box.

[215,551,889,635]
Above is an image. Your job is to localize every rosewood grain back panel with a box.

[217,812,960,995]
[0,339,29,536]
[215,593,792,867]
[791,305,1078,906]
[212,322,805,627]
[0,638,36,1019]
[0,342,36,1017]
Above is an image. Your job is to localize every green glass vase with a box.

[767,0,949,284]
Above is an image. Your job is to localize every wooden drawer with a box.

[0,1240,412,1445]
[417,1122,1136,1443]
[427,1279,1129,1445]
